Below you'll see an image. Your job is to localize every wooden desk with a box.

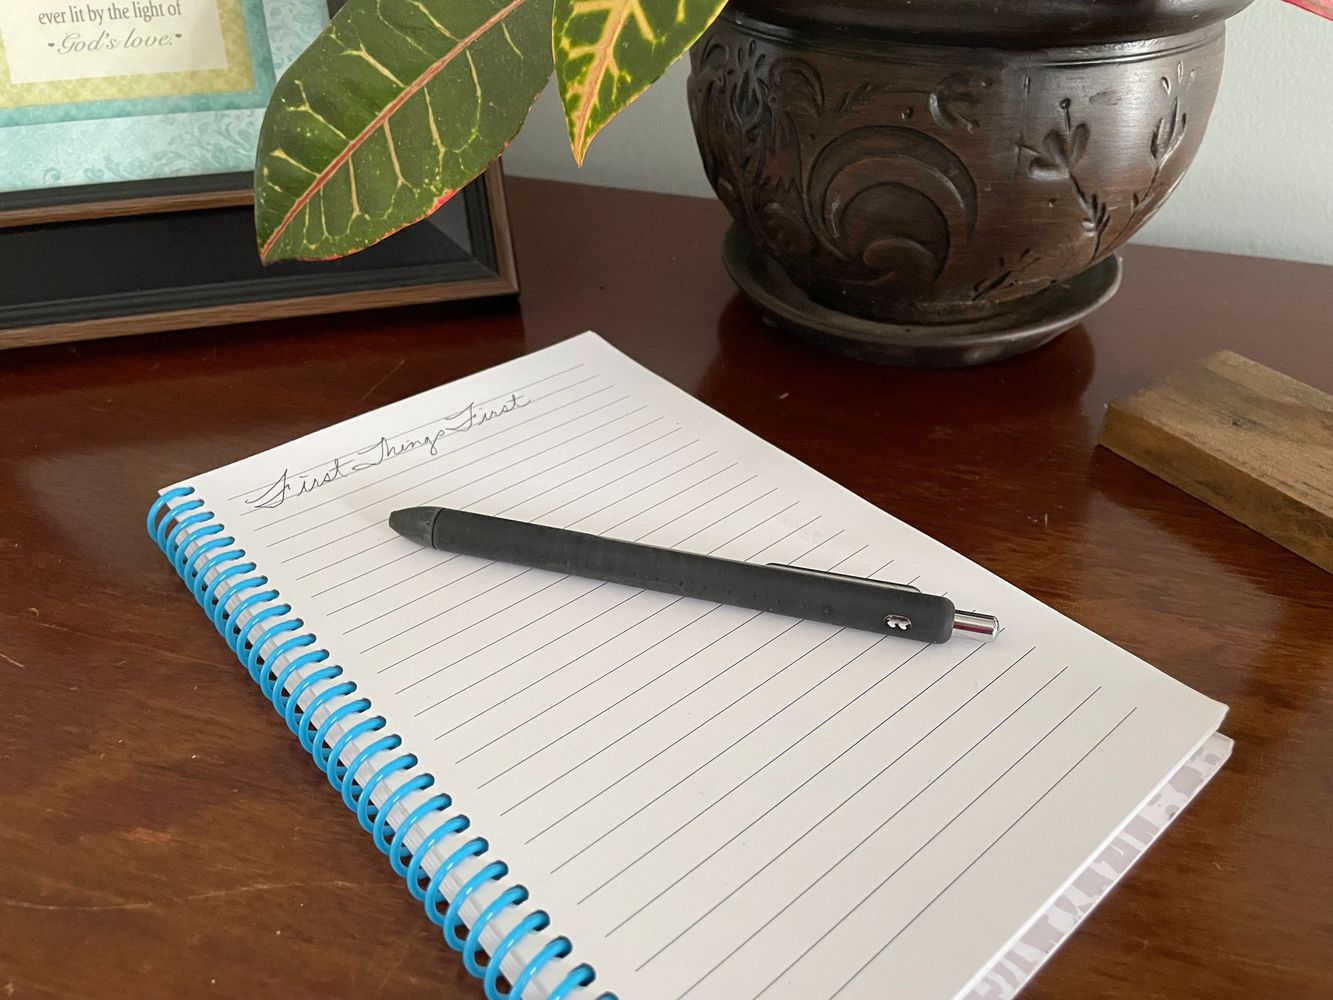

[1,178,1330,999]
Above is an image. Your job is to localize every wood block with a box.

[1099,350,1333,573]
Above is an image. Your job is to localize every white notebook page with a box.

[175,332,1226,999]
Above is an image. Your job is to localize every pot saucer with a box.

[723,225,1123,368]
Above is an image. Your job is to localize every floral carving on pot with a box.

[689,37,979,297]
[1018,99,1111,260]
[929,73,993,133]
[1138,62,1197,212]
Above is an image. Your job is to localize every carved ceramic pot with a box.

[688,0,1254,365]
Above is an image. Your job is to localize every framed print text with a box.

[0,0,328,211]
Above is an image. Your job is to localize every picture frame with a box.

[0,171,253,230]
[0,163,519,350]
[0,0,520,352]
[0,0,339,228]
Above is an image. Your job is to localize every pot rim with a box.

[723,0,1256,47]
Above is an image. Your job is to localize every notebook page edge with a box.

[959,730,1234,999]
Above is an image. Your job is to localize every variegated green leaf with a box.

[255,0,553,263]
[554,0,726,164]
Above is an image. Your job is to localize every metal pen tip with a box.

[953,610,1000,642]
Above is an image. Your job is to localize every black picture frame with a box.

[0,171,256,230]
[0,164,519,350]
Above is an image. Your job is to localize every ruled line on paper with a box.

[741,684,1102,1000]
[577,632,984,913]
[279,394,643,549]
[388,481,805,675]
[479,609,768,792]
[672,488,779,548]
[302,543,417,592]
[245,371,605,523]
[324,553,464,615]
[343,558,483,628]
[415,590,646,708]
[790,529,846,567]
[360,474,796,676]
[744,515,821,562]
[496,610,767,816]
[499,551,884,823]
[519,618,807,847]
[827,707,1139,1000]
[525,634,869,837]
[707,502,801,555]
[493,426,684,516]
[572,630,896,905]
[297,535,400,582]
[630,475,760,542]
[552,628,849,878]
[415,592,664,721]
[365,568,557,661]
[223,363,587,502]
[334,421,692,628]
[361,566,536,655]
[303,436,713,594]
[534,438,704,523]
[670,659,1058,996]
[366,573,571,660]
[606,635,988,942]
[398,581,610,703]
[271,388,633,552]
[457,412,661,513]
[459,601,728,768]
[627,644,1023,962]
[597,462,737,534]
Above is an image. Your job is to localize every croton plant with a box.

[253,0,1332,264]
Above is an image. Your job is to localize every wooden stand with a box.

[1099,350,1333,573]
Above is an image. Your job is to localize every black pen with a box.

[389,506,998,644]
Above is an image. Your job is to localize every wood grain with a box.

[0,179,1331,1000]
[1100,350,1333,572]
[0,188,253,231]
[0,275,520,352]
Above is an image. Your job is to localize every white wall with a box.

[504,0,1333,265]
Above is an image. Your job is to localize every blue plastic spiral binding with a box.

[147,488,614,1000]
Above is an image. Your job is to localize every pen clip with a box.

[766,563,921,592]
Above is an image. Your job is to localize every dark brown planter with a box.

[688,0,1255,366]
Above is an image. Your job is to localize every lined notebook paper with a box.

[150,332,1228,1000]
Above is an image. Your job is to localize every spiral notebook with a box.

[148,332,1230,1000]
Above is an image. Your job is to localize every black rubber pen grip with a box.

[412,507,956,643]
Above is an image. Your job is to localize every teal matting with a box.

[0,0,328,193]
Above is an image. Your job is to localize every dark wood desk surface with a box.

[1,178,1330,1000]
